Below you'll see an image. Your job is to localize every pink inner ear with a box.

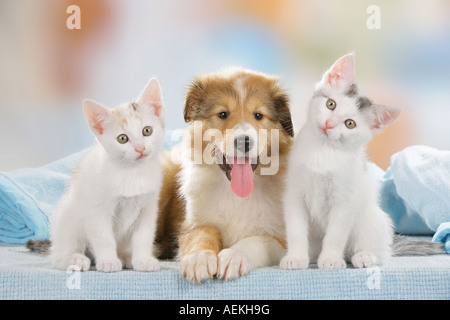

[153,103,162,117]
[83,100,109,135]
[87,109,107,135]
[137,78,163,117]
[371,104,401,130]
[139,100,162,117]
[325,54,355,86]
[327,61,345,85]
[92,118,105,135]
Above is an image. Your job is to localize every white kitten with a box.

[281,53,401,269]
[49,78,165,272]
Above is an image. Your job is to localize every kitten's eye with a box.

[117,134,129,144]
[345,119,356,129]
[254,113,263,120]
[326,99,337,110]
[142,126,153,136]
[218,111,229,119]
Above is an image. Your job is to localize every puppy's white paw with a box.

[317,253,346,269]
[180,251,217,283]
[132,256,160,272]
[96,257,123,272]
[280,255,309,270]
[217,248,251,281]
[351,251,377,268]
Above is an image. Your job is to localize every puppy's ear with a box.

[273,92,294,137]
[184,79,205,123]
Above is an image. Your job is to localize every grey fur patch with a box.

[26,239,52,255]
[392,235,445,256]
[129,102,139,111]
[356,96,372,110]
[345,83,358,97]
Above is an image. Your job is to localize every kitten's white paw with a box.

[132,256,160,272]
[180,250,218,283]
[96,257,123,272]
[280,255,309,270]
[317,253,346,269]
[67,253,91,271]
[52,253,91,271]
[217,248,251,281]
[351,251,377,268]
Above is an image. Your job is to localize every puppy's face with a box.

[184,68,294,197]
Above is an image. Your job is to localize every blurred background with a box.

[1,0,449,171]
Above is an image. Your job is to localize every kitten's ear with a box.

[370,104,401,132]
[320,53,355,88]
[83,99,111,135]
[137,78,163,117]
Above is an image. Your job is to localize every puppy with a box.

[157,68,294,283]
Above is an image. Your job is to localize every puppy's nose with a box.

[234,135,254,154]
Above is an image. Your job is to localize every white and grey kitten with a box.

[49,78,165,272]
[281,53,401,269]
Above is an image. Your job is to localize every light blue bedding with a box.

[0,150,88,244]
[1,242,449,299]
[0,143,449,252]
[379,145,450,253]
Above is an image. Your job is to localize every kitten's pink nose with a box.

[325,120,335,130]
[135,145,145,154]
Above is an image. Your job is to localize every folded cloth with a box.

[0,150,88,244]
[379,145,450,252]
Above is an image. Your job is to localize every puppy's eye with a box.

[142,126,153,136]
[254,113,263,120]
[117,134,129,144]
[218,111,229,119]
[345,119,356,129]
[326,99,337,110]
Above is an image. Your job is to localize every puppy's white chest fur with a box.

[182,164,284,247]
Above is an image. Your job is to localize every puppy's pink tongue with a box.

[230,159,254,197]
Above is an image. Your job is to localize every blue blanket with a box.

[0,144,449,253]
[0,150,88,244]
[379,145,450,253]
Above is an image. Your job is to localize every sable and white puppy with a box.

[158,68,294,283]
